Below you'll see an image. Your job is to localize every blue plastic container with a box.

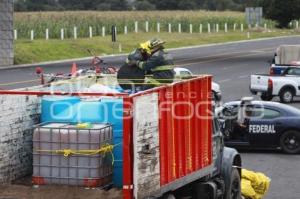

[41,96,80,122]
[41,97,124,187]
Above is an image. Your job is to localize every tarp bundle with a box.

[277,45,300,65]
[241,169,271,199]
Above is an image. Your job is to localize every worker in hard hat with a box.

[126,42,151,66]
[133,38,175,89]
[118,38,174,90]
[117,42,150,91]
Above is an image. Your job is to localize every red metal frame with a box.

[156,76,213,186]
[122,96,133,199]
[0,75,212,199]
[0,90,128,97]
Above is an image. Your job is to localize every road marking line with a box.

[251,50,268,53]
[168,35,300,52]
[239,75,249,78]
[175,47,275,64]
[0,79,40,86]
[175,50,272,67]
[218,79,231,83]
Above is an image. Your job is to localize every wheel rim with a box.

[283,133,300,151]
[283,91,292,102]
[231,178,240,199]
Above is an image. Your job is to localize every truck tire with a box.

[192,182,212,199]
[260,94,273,101]
[279,88,294,103]
[280,130,300,154]
[225,168,241,199]
[162,193,176,199]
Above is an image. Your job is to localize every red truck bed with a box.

[123,75,213,199]
[0,75,213,199]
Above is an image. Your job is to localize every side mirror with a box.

[222,107,233,116]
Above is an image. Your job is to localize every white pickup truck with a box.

[250,66,300,103]
[174,67,222,102]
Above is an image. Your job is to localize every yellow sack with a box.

[241,169,271,199]
[76,122,93,129]
[241,179,257,199]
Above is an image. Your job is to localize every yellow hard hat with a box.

[140,40,152,54]
[149,38,165,49]
[140,38,165,54]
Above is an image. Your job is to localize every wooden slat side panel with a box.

[133,93,160,199]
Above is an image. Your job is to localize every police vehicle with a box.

[216,98,300,154]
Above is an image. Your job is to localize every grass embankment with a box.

[15,31,299,64]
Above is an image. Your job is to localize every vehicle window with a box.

[237,105,255,120]
[232,106,239,117]
[251,107,281,119]
[180,71,192,77]
[250,107,263,118]
[262,108,281,119]
[286,68,300,75]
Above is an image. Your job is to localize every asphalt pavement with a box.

[1,36,300,198]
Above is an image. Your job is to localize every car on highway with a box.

[216,98,300,154]
[174,67,222,102]
[250,66,300,103]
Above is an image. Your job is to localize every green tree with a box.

[14,0,28,11]
[59,0,85,10]
[109,0,128,10]
[59,0,128,10]
[24,0,61,11]
[216,0,236,11]
[262,0,300,28]
[148,0,180,10]
[134,0,156,10]
[178,0,198,10]
[96,3,111,10]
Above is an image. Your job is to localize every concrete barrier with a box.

[0,0,13,66]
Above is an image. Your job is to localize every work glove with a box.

[126,58,138,66]
[135,60,144,69]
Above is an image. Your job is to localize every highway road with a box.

[1,36,300,198]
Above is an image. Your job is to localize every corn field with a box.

[14,11,275,39]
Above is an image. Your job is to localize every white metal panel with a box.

[250,75,269,91]
[133,93,160,199]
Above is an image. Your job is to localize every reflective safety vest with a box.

[137,49,174,72]
[151,65,174,72]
